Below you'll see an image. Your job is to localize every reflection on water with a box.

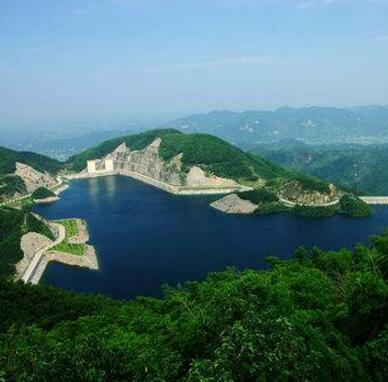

[33,175,388,300]
[86,178,101,203]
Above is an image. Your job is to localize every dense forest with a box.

[251,142,388,196]
[31,187,56,200]
[0,146,62,175]
[0,230,387,381]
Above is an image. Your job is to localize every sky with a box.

[1,0,388,130]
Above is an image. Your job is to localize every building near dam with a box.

[87,158,114,175]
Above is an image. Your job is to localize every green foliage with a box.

[0,146,62,175]
[292,204,337,218]
[159,132,291,182]
[294,173,331,194]
[25,213,55,242]
[67,129,179,172]
[237,188,279,204]
[0,207,54,277]
[53,242,85,256]
[31,187,55,200]
[252,142,388,196]
[255,202,289,215]
[56,219,79,239]
[1,231,388,380]
[68,129,292,182]
[340,194,373,217]
[0,175,26,200]
[52,219,85,256]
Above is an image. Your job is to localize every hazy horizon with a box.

[1,0,388,131]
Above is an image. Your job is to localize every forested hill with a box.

[66,129,374,217]
[0,146,62,175]
[0,207,54,277]
[0,146,62,202]
[167,105,388,145]
[68,128,297,183]
[1,229,387,380]
[251,142,388,196]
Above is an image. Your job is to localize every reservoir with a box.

[34,176,388,300]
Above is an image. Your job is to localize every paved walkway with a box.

[21,223,66,284]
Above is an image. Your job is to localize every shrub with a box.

[339,195,373,217]
[32,187,55,200]
[237,188,279,204]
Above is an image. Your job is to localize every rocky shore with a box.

[210,194,258,214]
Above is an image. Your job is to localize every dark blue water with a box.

[33,176,388,300]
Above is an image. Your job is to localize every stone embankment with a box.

[33,196,60,204]
[360,196,388,205]
[210,194,258,214]
[278,197,340,208]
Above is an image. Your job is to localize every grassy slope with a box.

[52,219,86,256]
[0,230,387,380]
[0,207,55,277]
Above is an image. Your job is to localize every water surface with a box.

[33,176,388,300]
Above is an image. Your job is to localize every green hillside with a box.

[251,142,388,196]
[0,207,54,277]
[67,129,367,216]
[158,132,291,182]
[0,146,63,202]
[1,230,388,380]
[67,128,178,172]
[68,128,326,188]
[0,146,63,175]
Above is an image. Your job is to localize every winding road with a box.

[21,222,66,284]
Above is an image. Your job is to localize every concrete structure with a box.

[360,196,388,205]
[87,158,115,175]
[84,140,250,195]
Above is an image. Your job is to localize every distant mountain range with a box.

[168,105,388,146]
[3,106,388,159]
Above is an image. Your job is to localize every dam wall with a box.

[82,156,246,195]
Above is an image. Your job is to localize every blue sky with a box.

[1,0,388,129]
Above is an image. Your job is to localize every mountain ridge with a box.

[167,105,388,145]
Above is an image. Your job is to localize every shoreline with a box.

[20,219,98,285]
[64,170,251,195]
